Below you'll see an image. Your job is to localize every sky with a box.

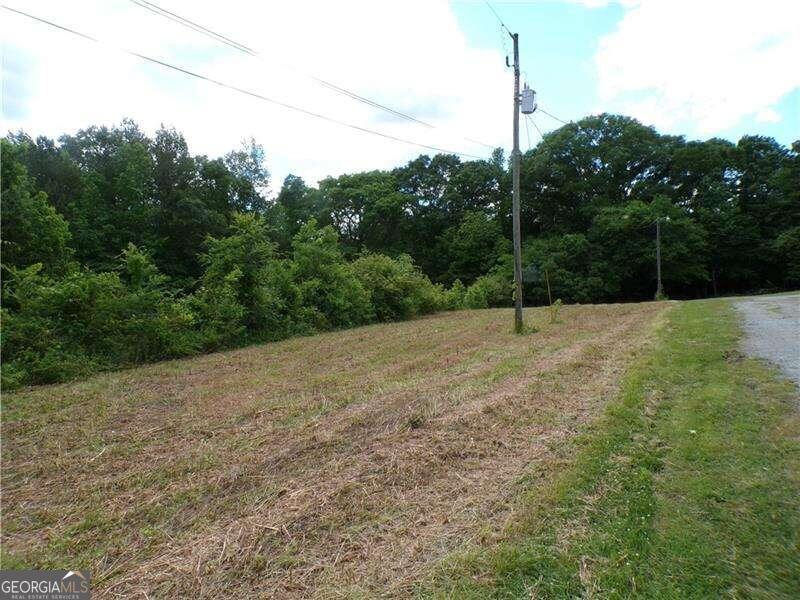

[2,0,799,193]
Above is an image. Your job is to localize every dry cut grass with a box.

[1,302,667,598]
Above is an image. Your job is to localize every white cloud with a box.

[1,0,509,189]
[594,0,800,135]
[756,107,781,123]
[567,0,640,7]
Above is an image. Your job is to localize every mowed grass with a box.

[427,299,800,599]
[1,302,664,598]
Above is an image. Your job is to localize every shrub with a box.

[1,265,121,386]
[117,244,199,361]
[464,272,511,309]
[522,234,611,304]
[1,248,199,388]
[253,258,311,340]
[1,307,98,387]
[190,269,246,350]
[200,214,277,332]
[351,253,440,321]
[199,215,312,341]
[548,298,563,324]
[292,221,374,328]
[441,279,466,310]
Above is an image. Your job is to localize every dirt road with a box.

[735,294,800,386]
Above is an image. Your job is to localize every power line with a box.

[528,114,545,140]
[538,106,570,126]
[2,4,98,43]
[129,0,428,128]
[481,2,573,145]
[130,0,257,55]
[538,106,589,136]
[129,0,497,150]
[483,0,512,36]
[2,5,485,160]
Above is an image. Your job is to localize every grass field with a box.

[2,299,798,598]
[427,300,800,598]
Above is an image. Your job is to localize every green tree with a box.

[275,174,326,245]
[441,211,509,284]
[589,197,708,300]
[773,227,800,288]
[0,139,73,276]
[224,138,270,213]
[523,234,608,304]
[291,220,373,328]
[520,114,680,235]
[318,171,408,254]
[200,213,293,334]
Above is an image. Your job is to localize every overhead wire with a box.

[538,106,591,137]
[483,0,512,36]
[483,3,582,148]
[130,0,258,55]
[538,106,571,126]
[129,0,497,150]
[1,5,486,160]
[528,114,545,141]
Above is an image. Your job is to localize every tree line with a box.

[2,115,798,387]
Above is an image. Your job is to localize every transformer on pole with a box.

[521,84,537,115]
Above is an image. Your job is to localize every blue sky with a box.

[2,0,798,188]
[454,1,624,139]
[452,0,798,148]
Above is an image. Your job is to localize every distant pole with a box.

[655,218,663,299]
[545,267,553,306]
[511,32,524,333]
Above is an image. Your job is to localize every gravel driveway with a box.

[735,294,800,387]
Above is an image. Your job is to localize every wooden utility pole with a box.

[655,217,663,299]
[511,32,524,333]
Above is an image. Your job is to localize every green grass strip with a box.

[425,299,800,599]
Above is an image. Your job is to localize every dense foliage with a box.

[2,115,797,387]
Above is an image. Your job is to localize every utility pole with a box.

[511,32,524,333]
[655,217,663,299]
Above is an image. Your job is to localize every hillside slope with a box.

[2,303,665,597]
[427,299,800,599]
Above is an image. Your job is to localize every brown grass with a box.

[1,303,667,598]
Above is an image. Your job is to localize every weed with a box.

[548,299,563,324]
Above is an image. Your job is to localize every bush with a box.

[0,221,476,390]
[200,214,277,332]
[440,279,466,310]
[190,269,246,350]
[523,234,607,304]
[1,248,199,388]
[548,298,563,324]
[464,272,511,309]
[292,221,374,329]
[117,244,199,361]
[1,307,98,387]
[351,253,440,321]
